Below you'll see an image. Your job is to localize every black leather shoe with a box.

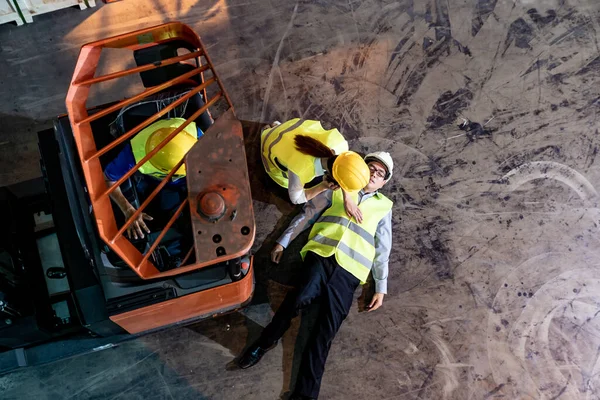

[237,341,277,369]
[289,393,315,400]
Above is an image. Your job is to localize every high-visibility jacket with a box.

[301,189,393,283]
[260,119,348,188]
[130,118,198,180]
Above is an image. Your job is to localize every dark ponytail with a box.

[294,135,335,159]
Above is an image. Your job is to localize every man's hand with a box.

[105,179,153,240]
[123,206,153,239]
[343,192,363,223]
[367,293,384,312]
[271,243,284,264]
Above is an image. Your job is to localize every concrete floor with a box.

[2,0,600,398]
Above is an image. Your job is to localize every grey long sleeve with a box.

[277,191,332,248]
[372,210,392,294]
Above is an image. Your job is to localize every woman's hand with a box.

[323,174,340,190]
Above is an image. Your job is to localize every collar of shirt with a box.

[314,158,325,176]
[358,190,380,204]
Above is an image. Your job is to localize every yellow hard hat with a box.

[332,151,370,193]
[145,127,197,176]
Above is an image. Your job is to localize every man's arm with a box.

[105,176,153,239]
[372,210,392,294]
[103,144,155,239]
[367,210,392,312]
[105,179,134,215]
[278,190,332,247]
[271,191,332,263]
[103,146,136,216]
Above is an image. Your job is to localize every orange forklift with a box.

[0,23,256,373]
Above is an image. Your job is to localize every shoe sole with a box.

[237,342,278,369]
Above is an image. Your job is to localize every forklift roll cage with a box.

[66,22,254,281]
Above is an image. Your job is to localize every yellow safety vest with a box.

[300,190,393,284]
[130,118,198,180]
[260,119,348,188]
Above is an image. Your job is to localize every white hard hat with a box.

[364,151,393,180]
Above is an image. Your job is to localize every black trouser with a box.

[258,252,360,398]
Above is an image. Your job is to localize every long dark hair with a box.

[294,135,335,158]
[294,135,338,173]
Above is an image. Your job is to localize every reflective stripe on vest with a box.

[310,233,374,269]
[301,190,393,284]
[317,216,375,246]
[131,118,198,180]
[260,119,348,188]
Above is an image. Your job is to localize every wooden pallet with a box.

[0,0,24,26]
[0,0,96,26]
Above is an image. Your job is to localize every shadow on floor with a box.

[0,113,53,187]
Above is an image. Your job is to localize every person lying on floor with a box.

[237,151,395,400]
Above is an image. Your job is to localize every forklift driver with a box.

[103,90,213,244]
[104,117,203,240]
